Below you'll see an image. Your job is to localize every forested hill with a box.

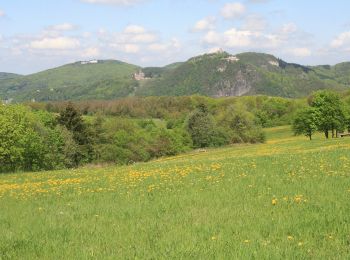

[1,52,350,102]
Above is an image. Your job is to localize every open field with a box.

[1,126,350,259]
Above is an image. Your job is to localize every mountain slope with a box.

[0,60,140,101]
[0,72,21,80]
[136,52,348,98]
[1,52,350,102]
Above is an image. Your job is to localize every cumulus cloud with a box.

[124,25,146,34]
[80,0,143,5]
[243,14,268,31]
[192,16,216,32]
[148,38,181,52]
[281,23,298,34]
[288,47,312,57]
[221,2,246,19]
[30,37,80,50]
[202,27,281,49]
[247,0,270,3]
[81,47,100,58]
[47,23,77,31]
[118,25,157,43]
[331,31,350,48]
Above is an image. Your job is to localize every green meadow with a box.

[1,126,350,259]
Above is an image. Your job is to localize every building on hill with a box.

[133,70,146,81]
[81,60,98,65]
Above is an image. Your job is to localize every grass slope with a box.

[1,126,350,258]
[0,60,139,102]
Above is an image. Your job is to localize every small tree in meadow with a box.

[187,104,217,148]
[292,107,320,140]
[309,90,346,138]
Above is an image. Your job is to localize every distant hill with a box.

[0,72,21,80]
[1,52,350,102]
[0,60,139,102]
[136,52,348,98]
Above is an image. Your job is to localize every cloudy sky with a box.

[1,0,350,74]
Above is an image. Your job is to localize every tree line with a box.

[0,100,265,173]
[293,90,350,140]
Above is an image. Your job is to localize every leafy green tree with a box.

[57,103,94,165]
[187,104,218,148]
[292,107,320,140]
[309,90,346,138]
[219,104,265,143]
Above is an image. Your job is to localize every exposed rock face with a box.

[214,69,257,97]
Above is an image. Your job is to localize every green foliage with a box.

[1,53,350,102]
[58,103,94,165]
[0,105,69,172]
[187,104,225,148]
[292,107,320,140]
[309,90,347,138]
[0,60,139,102]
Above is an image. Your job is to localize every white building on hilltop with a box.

[81,60,98,65]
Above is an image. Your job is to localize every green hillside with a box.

[137,52,348,98]
[0,60,139,102]
[1,126,350,258]
[0,72,21,80]
[1,52,350,102]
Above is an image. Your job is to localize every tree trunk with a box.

[309,134,312,140]
[325,130,329,139]
[332,128,335,138]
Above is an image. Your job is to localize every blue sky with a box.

[1,0,350,74]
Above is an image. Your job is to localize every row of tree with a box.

[0,101,265,173]
[293,90,350,140]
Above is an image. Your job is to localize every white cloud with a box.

[124,25,146,34]
[119,25,157,43]
[224,28,254,47]
[47,23,77,31]
[281,23,298,34]
[221,2,246,19]
[148,43,168,52]
[202,27,286,51]
[0,9,5,17]
[80,0,143,5]
[192,16,216,32]
[148,38,181,52]
[243,14,267,31]
[288,47,311,57]
[331,31,350,48]
[30,37,80,50]
[81,47,100,58]
[247,0,270,3]
[123,44,140,53]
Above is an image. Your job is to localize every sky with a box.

[1,0,350,74]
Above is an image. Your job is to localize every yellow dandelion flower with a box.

[272,198,277,206]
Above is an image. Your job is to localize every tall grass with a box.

[1,126,350,258]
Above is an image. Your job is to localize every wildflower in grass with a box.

[244,240,250,243]
[211,236,217,240]
[287,236,294,240]
[298,242,303,246]
[272,198,277,206]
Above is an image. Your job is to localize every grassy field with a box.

[1,126,350,259]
